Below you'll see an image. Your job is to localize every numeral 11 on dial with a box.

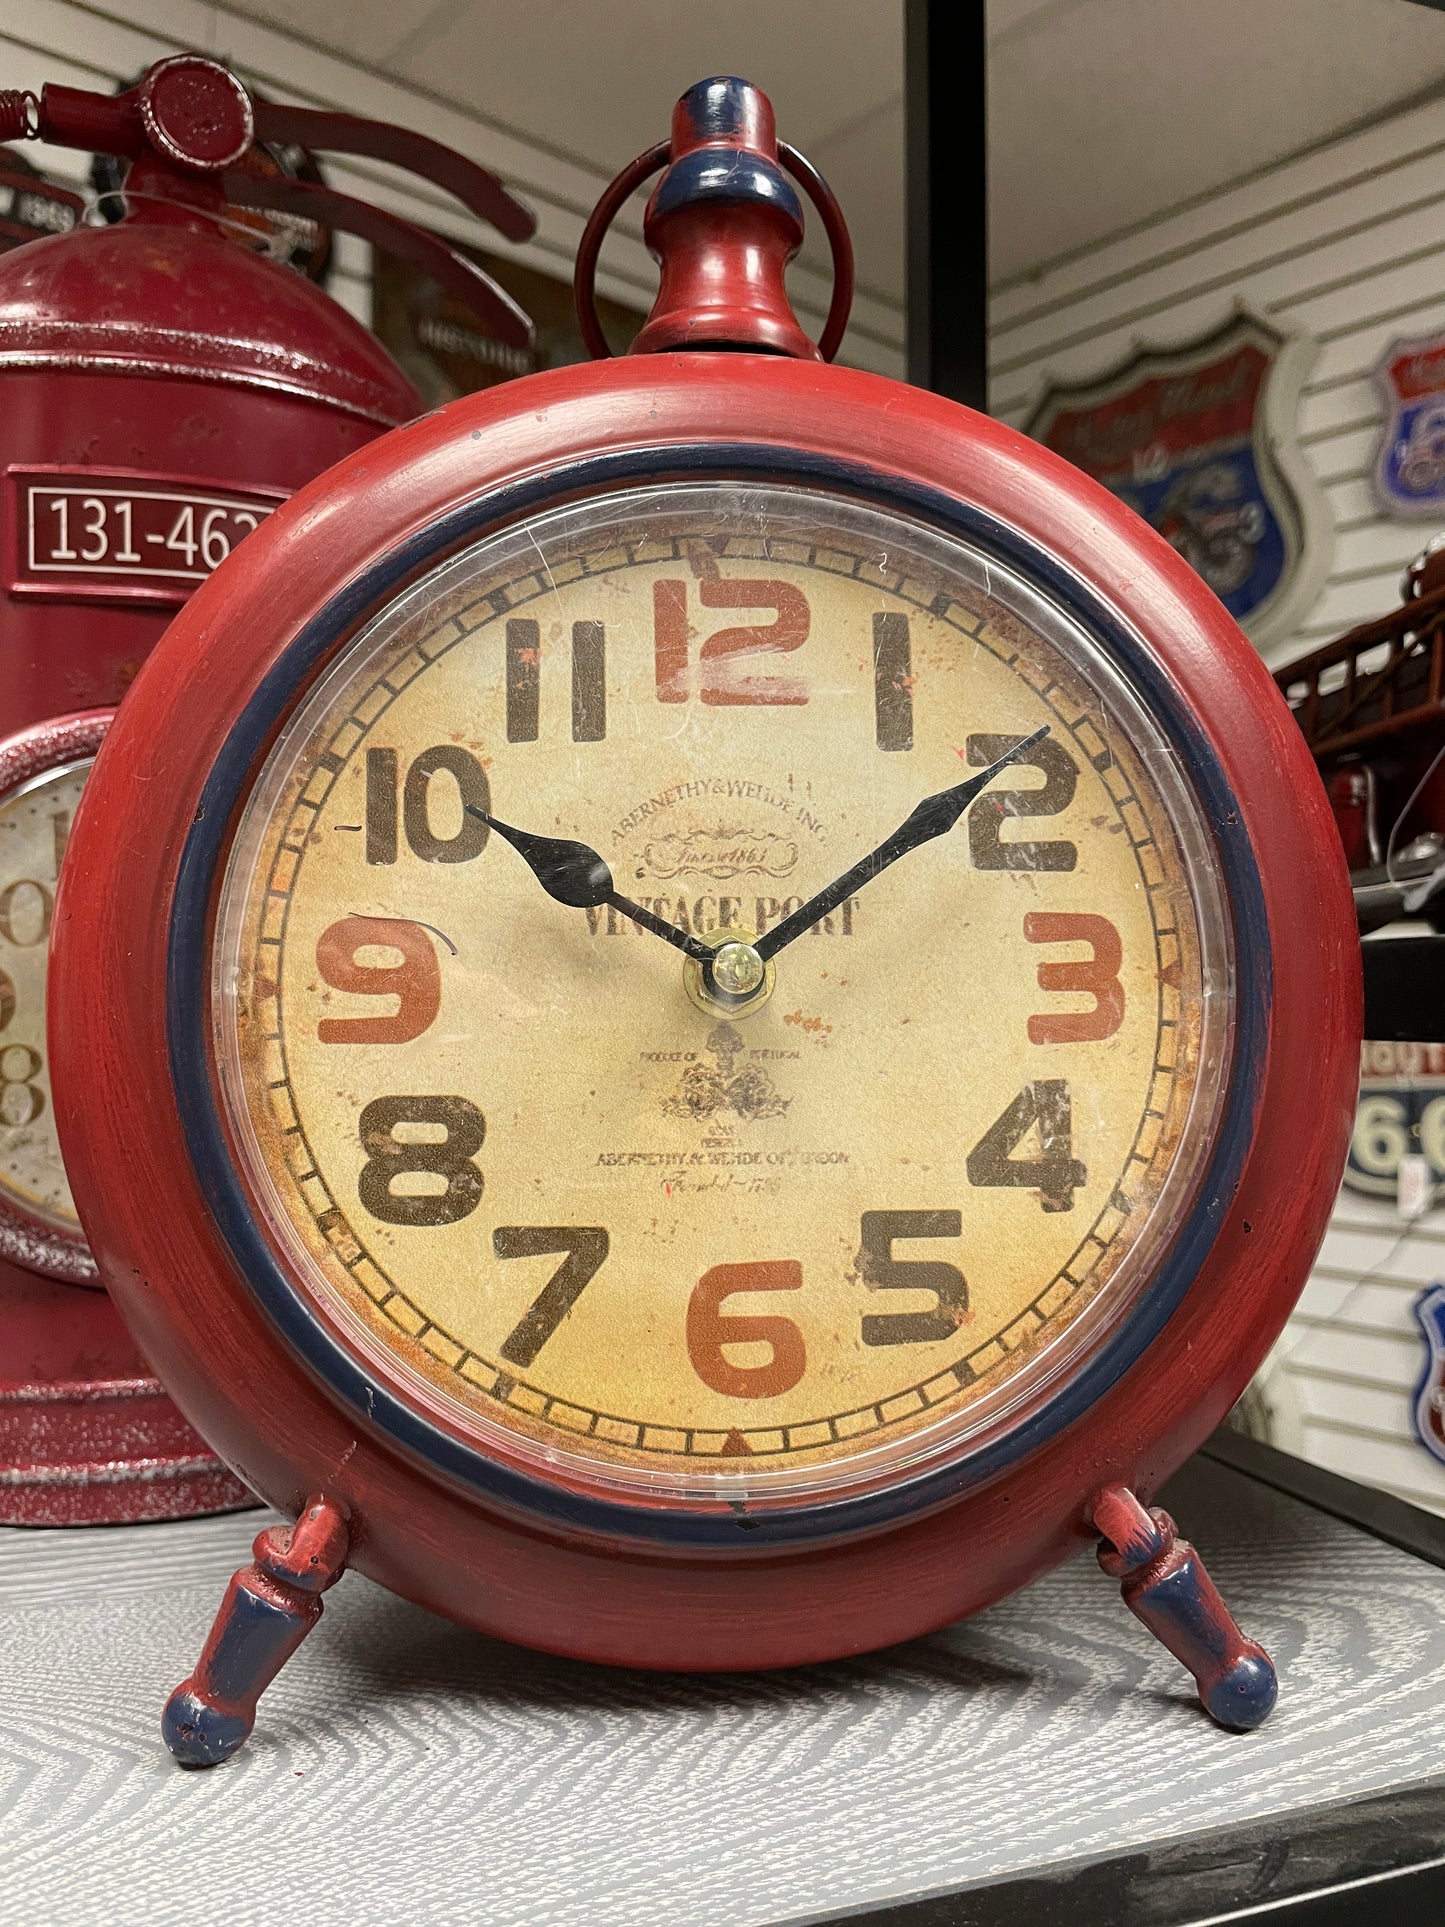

[504,618,606,743]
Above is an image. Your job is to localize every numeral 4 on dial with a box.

[966,1080,1086,1213]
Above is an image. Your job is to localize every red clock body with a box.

[52,346,1358,1627]
[49,79,1357,1758]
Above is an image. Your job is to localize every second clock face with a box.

[0,759,88,1236]
[213,482,1230,1504]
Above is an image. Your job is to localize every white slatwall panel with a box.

[0,0,905,372]
[1268,1190,1445,1517]
[989,92,1445,1513]
[990,94,1445,668]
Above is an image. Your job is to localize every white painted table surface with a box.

[1,1456,1443,1927]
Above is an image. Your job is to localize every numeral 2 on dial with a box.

[966,733,1079,871]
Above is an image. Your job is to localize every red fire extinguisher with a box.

[0,53,535,1524]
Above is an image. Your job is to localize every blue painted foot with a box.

[1199,1649,1278,1733]
[1093,1485,1278,1732]
[161,1496,350,1768]
[162,1688,252,1767]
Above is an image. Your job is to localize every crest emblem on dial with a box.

[1025,310,1330,653]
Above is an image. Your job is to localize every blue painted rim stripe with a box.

[167,443,1271,1549]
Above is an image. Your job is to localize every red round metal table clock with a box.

[51,79,1360,1766]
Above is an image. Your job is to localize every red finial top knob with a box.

[633,77,817,359]
[573,77,855,364]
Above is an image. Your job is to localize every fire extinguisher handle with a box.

[0,56,537,258]
[0,53,538,350]
[250,104,536,248]
[221,171,534,353]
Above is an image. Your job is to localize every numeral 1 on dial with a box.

[872,613,913,751]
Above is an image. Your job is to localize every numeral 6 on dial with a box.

[686,1262,806,1398]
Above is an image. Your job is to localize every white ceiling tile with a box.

[388,0,903,164]
[988,0,1445,281]
[211,0,1445,304]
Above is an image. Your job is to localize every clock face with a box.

[0,759,88,1235]
[212,483,1231,1508]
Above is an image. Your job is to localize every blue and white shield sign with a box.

[1025,310,1330,652]
[1374,331,1445,519]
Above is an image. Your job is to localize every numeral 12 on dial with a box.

[653,579,809,705]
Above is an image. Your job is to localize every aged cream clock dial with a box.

[213,484,1227,1500]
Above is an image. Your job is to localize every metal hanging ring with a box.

[573,138,855,365]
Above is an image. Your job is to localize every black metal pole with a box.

[905,0,988,409]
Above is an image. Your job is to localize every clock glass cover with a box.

[0,759,89,1235]
[211,483,1232,1510]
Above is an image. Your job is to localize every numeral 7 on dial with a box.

[495,1227,610,1368]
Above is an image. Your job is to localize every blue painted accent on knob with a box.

[162,1689,251,1767]
[681,76,756,141]
[651,149,802,226]
[1202,1651,1278,1732]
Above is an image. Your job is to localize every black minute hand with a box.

[754,726,1052,963]
[467,807,714,963]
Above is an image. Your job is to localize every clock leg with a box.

[162,1495,351,1767]
[1091,1484,1277,1732]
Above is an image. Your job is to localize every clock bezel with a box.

[0,708,111,1284]
[50,357,1359,1668]
[169,449,1262,1548]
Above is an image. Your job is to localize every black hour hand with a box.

[477,812,611,908]
[469,808,712,962]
